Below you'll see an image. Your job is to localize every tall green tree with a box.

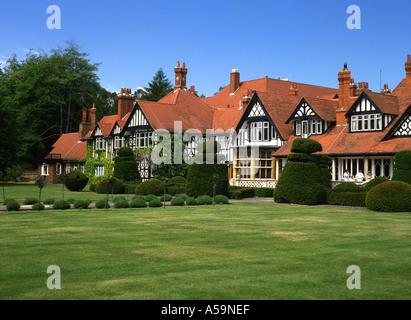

[136,68,173,101]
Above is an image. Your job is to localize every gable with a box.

[112,123,121,135]
[394,114,411,136]
[346,93,382,117]
[248,102,266,118]
[92,126,103,137]
[285,98,320,123]
[123,104,151,132]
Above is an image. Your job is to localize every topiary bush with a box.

[6,200,20,211]
[64,170,89,192]
[44,198,55,205]
[23,197,38,205]
[132,195,145,201]
[95,177,125,194]
[135,179,164,196]
[74,200,90,209]
[95,199,110,209]
[392,150,411,184]
[113,147,141,183]
[67,198,76,204]
[186,163,229,198]
[334,182,362,193]
[159,194,173,202]
[186,197,198,206]
[167,176,187,195]
[362,176,389,191]
[365,181,411,212]
[175,193,188,200]
[144,194,158,202]
[3,198,16,206]
[32,202,45,210]
[214,195,229,204]
[171,197,185,206]
[130,198,147,208]
[124,183,139,194]
[231,190,243,200]
[113,196,126,203]
[114,200,130,208]
[291,138,323,154]
[197,195,213,205]
[148,199,162,207]
[53,200,71,210]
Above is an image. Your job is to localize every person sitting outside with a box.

[343,170,350,181]
[355,170,364,182]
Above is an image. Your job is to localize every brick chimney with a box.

[381,84,391,94]
[242,89,252,108]
[118,88,134,121]
[181,62,187,89]
[336,63,351,126]
[350,78,357,96]
[174,61,182,89]
[289,83,298,95]
[230,69,240,93]
[79,103,97,139]
[405,55,411,78]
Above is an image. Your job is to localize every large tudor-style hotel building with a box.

[40,56,411,187]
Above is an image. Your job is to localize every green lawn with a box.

[0,185,410,299]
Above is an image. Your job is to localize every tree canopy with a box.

[135,68,173,102]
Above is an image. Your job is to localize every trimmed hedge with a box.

[362,176,389,191]
[186,164,229,198]
[44,198,55,205]
[148,199,162,207]
[24,197,39,205]
[334,182,362,193]
[392,150,411,184]
[4,198,16,206]
[74,200,90,209]
[365,181,411,212]
[186,197,198,206]
[114,200,130,208]
[89,184,97,192]
[167,176,187,195]
[197,195,213,205]
[113,147,141,183]
[53,200,71,210]
[124,183,139,194]
[175,193,188,200]
[113,196,126,203]
[326,191,366,207]
[130,198,147,208]
[144,194,158,202]
[95,199,110,209]
[96,177,125,194]
[6,200,20,211]
[65,170,89,192]
[274,162,326,205]
[32,202,45,210]
[159,194,173,202]
[231,190,243,200]
[171,197,185,206]
[67,198,76,204]
[135,179,164,196]
[255,188,274,198]
[214,195,229,204]
[291,138,323,154]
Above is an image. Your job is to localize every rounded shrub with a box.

[132,195,145,200]
[130,198,147,208]
[64,170,89,192]
[113,196,126,203]
[334,182,362,193]
[186,163,229,198]
[89,184,97,192]
[167,176,187,195]
[392,150,411,184]
[44,198,55,205]
[32,202,45,210]
[365,181,411,212]
[23,197,38,205]
[74,200,90,209]
[197,195,213,205]
[95,177,125,194]
[4,198,16,206]
[114,200,130,209]
[95,199,110,209]
[214,195,229,204]
[144,194,158,202]
[113,147,141,183]
[66,198,76,204]
[185,197,198,206]
[291,138,323,154]
[148,199,162,207]
[175,193,188,200]
[362,176,389,191]
[53,200,71,210]
[135,179,164,196]
[159,194,173,202]
[171,197,185,206]
[6,200,20,211]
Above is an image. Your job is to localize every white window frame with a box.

[95,166,105,176]
[41,163,49,176]
[56,163,62,175]
[66,164,71,174]
[351,113,382,132]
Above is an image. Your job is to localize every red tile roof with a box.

[300,97,339,122]
[47,132,87,160]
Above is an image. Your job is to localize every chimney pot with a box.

[230,69,240,93]
[405,54,411,78]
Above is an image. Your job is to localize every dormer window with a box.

[250,121,270,142]
[351,114,382,132]
[295,119,322,137]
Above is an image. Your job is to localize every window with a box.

[114,136,125,149]
[351,114,382,132]
[130,132,153,148]
[255,151,273,179]
[250,121,270,142]
[96,138,105,150]
[296,119,322,136]
[95,166,105,176]
[81,165,85,174]
[56,163,62,175]
[41,163,49,176]
[296,121,301,135]
[66,164,71,174]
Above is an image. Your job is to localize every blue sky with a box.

[1,0,411,96]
